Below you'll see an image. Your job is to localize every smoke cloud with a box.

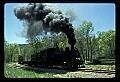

[13,3,76,38]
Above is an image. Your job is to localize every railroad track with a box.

[78,68,115,74]
[15,63,115,75]
[13,63,115,78]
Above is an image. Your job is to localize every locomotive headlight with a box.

[64,62,66,63]
[76,58,80,60]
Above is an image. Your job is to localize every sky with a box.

[4,3,115,44]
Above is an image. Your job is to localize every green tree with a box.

[21,44,34,61]
[12,43,21,62]
[49,32,69,50]
[96,30,115,58]
[4,39,10,63]
[74,29,86,59]
[4,42,21,63]
[75,21,94,60]
[27,37,42,53]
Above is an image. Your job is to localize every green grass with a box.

[4,63,115,78]
[4,63,56,78]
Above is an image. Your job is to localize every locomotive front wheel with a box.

[43,62,48,68]
[68,62,74,69]
[61,62,66,69]
[68,61,78,70]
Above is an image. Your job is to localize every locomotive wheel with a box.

[48,63,53,68]
[73,62,78,69]
[61,62,66,69]
[41,63,44,67]
[68,61,74,69]
[48,62,53,68]
[68,61,78,70]
[43,62,48,68]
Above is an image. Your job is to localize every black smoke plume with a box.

[13,3,76,46]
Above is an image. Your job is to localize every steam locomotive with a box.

[18,44,84,70]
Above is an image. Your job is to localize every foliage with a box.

[49,32,69,50]
[4,41,21,63]
[4,63,55,78]
[75,21,95,60]
[74,21,115,60]
[96,30,115,58]
[4,20,115,63]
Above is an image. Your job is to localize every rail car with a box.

[18,47,85,70]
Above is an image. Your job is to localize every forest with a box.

[4,21,115,63]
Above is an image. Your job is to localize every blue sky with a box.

[4,3,115,44]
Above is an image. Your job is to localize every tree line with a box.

[4,21,115,63]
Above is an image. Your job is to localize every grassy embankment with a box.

[4,63,56,78]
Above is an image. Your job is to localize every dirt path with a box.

[53,71,115,78]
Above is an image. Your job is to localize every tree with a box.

[74,29,86,59]
[75,21,94,60]
[49,32,69,50]
[4,42,21,63]
[12,43,21,62]
[96,30,115,58]
[4,38,10,63]
[27,37,42,53]
[21,44,34,61]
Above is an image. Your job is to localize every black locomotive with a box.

[18,27,85,69]
[18,44,84,69]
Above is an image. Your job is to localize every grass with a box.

[4,63,56,78]
[4,63,115,78]
[84,59,115,70]
[85,65,115,70]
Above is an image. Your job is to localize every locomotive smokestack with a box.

[67,27,76,52]
[13,3,76,51]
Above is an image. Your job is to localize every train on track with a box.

[18,44,85,70]
[18,27,85,70]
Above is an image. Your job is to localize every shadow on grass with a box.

[18,65,74,74]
